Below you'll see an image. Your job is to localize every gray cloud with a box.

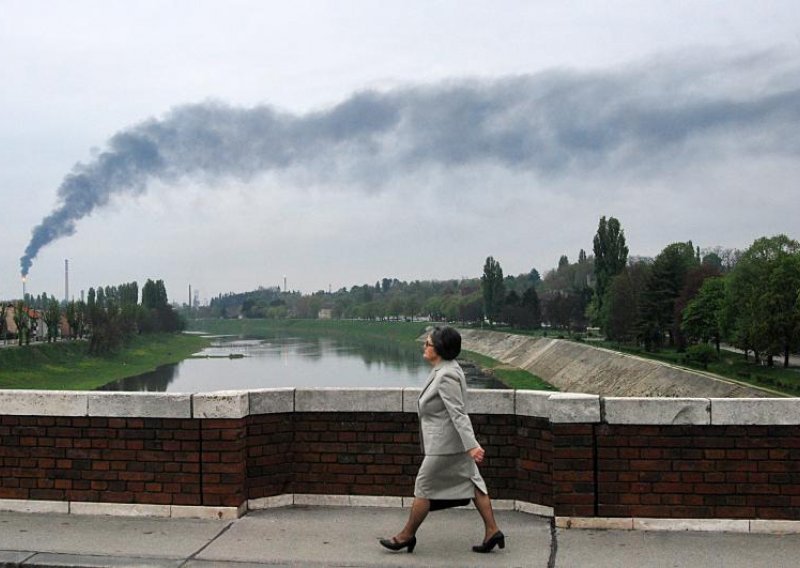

[20,50,800,276]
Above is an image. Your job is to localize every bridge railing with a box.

[0,388,798,531]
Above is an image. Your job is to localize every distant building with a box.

[318,308,333,320]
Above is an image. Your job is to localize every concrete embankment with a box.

[459,329,772,398]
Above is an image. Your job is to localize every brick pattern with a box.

[471,414,519,501]
[552,424,595,517]
[0,416,201,505]
[596,425,800,520]
[247,413,293,500]
[516,416,553,506]
[201,419,247,507]
[291,412,420,496]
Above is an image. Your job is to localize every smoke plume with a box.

[20,50,800,276]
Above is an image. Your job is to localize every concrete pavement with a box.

[2,506,800,567]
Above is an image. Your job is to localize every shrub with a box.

[686,343,718,370]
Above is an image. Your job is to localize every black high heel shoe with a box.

[379,535,417,553]
[472,530,505,553]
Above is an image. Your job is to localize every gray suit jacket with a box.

[417,359,479,456]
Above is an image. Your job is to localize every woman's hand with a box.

[468,445,485,464]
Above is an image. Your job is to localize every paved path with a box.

[3,506,800,567]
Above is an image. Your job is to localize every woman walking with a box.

[379,326,505,554]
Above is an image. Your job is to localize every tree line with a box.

[0,279,184,354]
[199,217,799,369]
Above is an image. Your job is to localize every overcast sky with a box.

[2,1,799,305]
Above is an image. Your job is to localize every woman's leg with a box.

[395,497,430,541]
[473,488,500,541]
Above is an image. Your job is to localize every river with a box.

[98,332,505,392]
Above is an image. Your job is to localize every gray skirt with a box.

[414,453,488,500]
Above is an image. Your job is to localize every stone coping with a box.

[1,388,799,425]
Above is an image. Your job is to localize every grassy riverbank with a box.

[0,333,210,390]
[189,318,556,391]
[461,350,557,391]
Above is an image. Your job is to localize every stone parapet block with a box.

[192,390,250,419]
[548,393,601,423]
[402,388,421,413]
[710,398,800,425]
[295,388,402,412]
[249,388,295,415]
[468,388,514,414]
[604,397,710,425]
[0,390,87,416]
[515,390,553,418]
[87,392,192,418]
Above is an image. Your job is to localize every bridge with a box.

[2,387,800,565]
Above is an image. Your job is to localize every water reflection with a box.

[98,333,505,392]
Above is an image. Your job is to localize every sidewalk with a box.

[3,506,800,567]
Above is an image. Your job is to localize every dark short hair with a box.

[430,326,461,360]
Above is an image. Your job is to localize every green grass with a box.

[461,350,558,391]
[590,340,800,396]
[0,333,210,390]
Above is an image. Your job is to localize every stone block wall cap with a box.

[192,391,250,419]
[0,390,88,417]
[295,388,403,412]
[710,398,800,425]
[604,397,710,425]
[402,388,422,413]
[467,389,515,415]
[249,388,295,415]
[548,392,601,423]
[87,392,192,418]
[515,390,553,418]
[549,393,600,400]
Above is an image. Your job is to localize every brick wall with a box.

[596,424,800,520]
[3,390,800,524]
[0,415,201,505]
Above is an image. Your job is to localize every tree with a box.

[0,304,8,342]
[638,241,698,349]
[592,216,629,322]
[602,263,649,343]
[518,286,542,329]
[65,300,86,339]
[43,296,61,343]
[671,264,721,350]
[481,256,505,324]
[725,235,800,367]
[682,276,726,353]
[14,301,31,345]
[12,301,29,346]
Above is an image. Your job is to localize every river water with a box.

[98,333,505,392]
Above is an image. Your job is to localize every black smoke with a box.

[20,50,800,276]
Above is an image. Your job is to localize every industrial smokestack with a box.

[65,259,69,303]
